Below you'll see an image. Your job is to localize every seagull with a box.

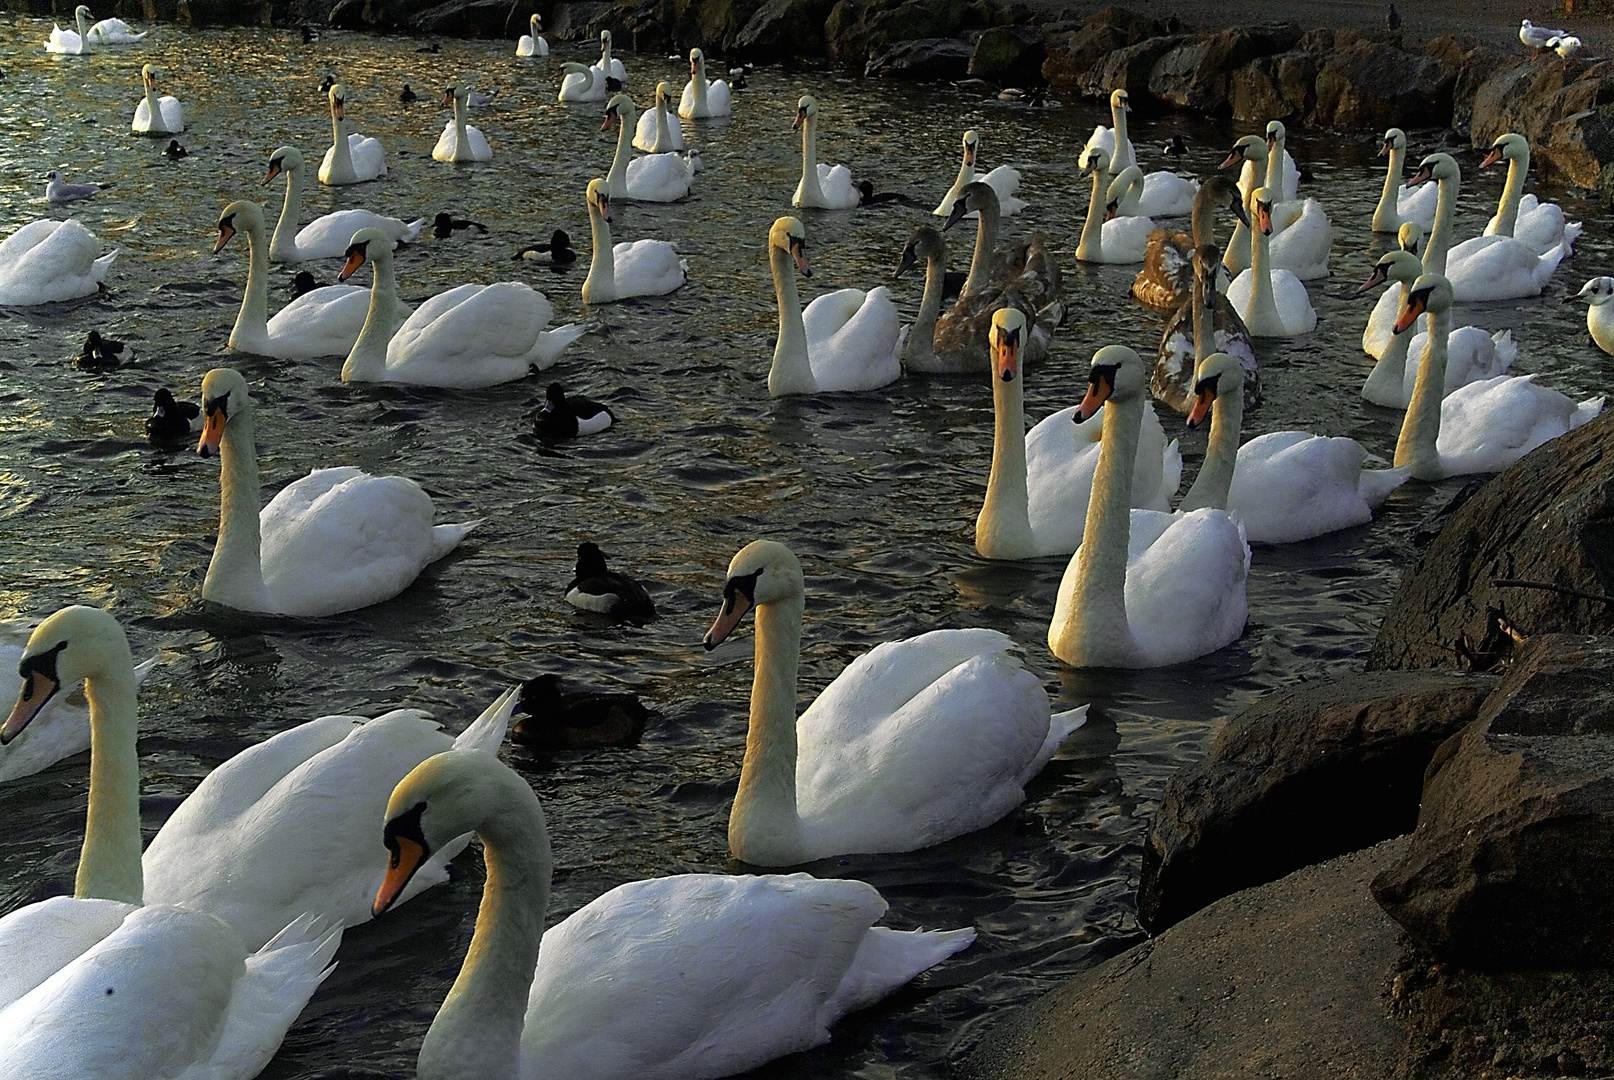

[45,169,112,203]
[1521,18,1567,49]
[1550,34,1584,57]
[162,139,187,158]
[467,86,497,107]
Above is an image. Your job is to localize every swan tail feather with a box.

[1031,705,1088,772]
[453,685,519,754]
[429,519,480,560]
[401,218,428,243]
[91,250,118,282]
[205,914,342,1079]
[533,322,587,365]
[1573,396,1606,429]
[822,925,976,1020]
[1357,465,1412,509]
[1564,220,1584,252]
[1490,329,1518,369]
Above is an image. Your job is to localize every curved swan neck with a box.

[343,248,398,381]
[203,403,272,611]
[963,196,1001,296]
[607,107,634,194]
[729,593,805,864]
[1180,387,1241,511]
[453,96,470,161]
[798,113,825,205]
[1373,143,1404,232]
[1246,217,1281,331]
[1396,302,1449,479]
[1076,166,1106,261]
[228,217,271,352]
[270,164,304,261]
[768,243,813,395]
[905,247,944,365]
[581,199,615,303]
[977,369,1032,558]
[1492,153,1526,237]
[76,647,144,905]
[1425,172,1456,276]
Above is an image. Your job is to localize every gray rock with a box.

[1041,22,1130,90]
[409,0,512,35]
[1310,39,1456,129]
[825,0,966,64]
[1080,34,1187,99]
[1544,105,1614,193]
[968,25,1043,83]
[731,0,834,57]
[1230,52,1317,122]
[1148,26,1299,115]
[864,35,971,79]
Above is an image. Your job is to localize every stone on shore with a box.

[1311,38,1457,129]
[732,0,836,58]
[1147,26,1299,114]
[865,35,972,77]
[1080,33,1187,98]
[1040,7,1165,91]
[968,25,1044,83]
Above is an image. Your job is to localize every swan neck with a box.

[581,199,615,303]
[799,114,825,204]
[906,247,944,364]
[454,97,470,160]
[1189,188,1214,249]
[768,243,813,395]
[343,249,397,380]
[269,165,304,261]
[1264,143,1283,195]
[229,217,271,352]
[1373,143,1404,231]
[1365,283,1414,403]
[1180,389,1241,511]
[729,593,804,864]
[1494,155,1525,237]
[963,196,1001,296]
[1191,263,1212,360]
[654,97,670,145]
[1248,218,1280,327]
[144,82,163,124]
[203,403,272,612]
[1112,101,1130,165]
[1396,303,1450,478]
[693,58,709,110]
[607,109,633,193]
[330,110,353,175]
[977,369,1032,558]
[1425,172,1456,276]
[75,649,144,906]
[1076,167,1105,261]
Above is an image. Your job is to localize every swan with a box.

[1253,122,1331,279]
[767,216,901,396]
[433,84,494,162]
[679,46,731,118]
[130,64,183,135]
[319,83,387,185]
[934,130,1025,218]
[1131,174,1246,311]
[1371,128,1438,233]
[892,225,954,371]
[1392,273,1603,480]
[703,539,1086,862]
[1408,152,1566,302]
[1357,247,1516,408]
[1226,186,1316,337]
[595,30,627,81]
[45,6,93,53]
[373,749,977,1079]
[1083,89,1198,213]
[558,62,610,103]
[580,179,688,303]
[1048,345,1250,668]
[1074,146,1152,264]
[604,94,692,202]
[195,367,480,614]
[1480,133,1582,257]
[1156,242,1258,413]
[516,13,547,56]
[792,95,861,210]
[1178,352,1410,543]
[1570,276,1614,355]
[1362,221,1423,359]
[1217,132,1299,275]
[215,200,398,359]
[340,227,584,385]
[633,81,686,151]
[0,219,116,305]
[977,308,1181,560]
[88,14,146,42]
[1083,89,1137,172]
[263,147,424,263]
[1135,169,1199,218]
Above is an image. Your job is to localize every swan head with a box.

[214,199,265,255]
[1359,248,1422,293]
[704,540,804,650]
[1249,186,1274,235]
[1264,120,1287,150]
[1395,273,1453,333]
[602,93,636,129]
[793,94,818,131]
[943,181,999,232]
[1078,143,1110,176]
[689,46,705,75]
[1381,128,1406,156]
[961,129,978,165]
[1185,352,1244,430]
[338,226,392,282]
[1482,132,1528,169]
[1110,88,1129,111]
[587,178,612,223]
[1074,345,1144,423]
[197,367,252,458]
[1193,243,1222,304]
[1105,165,1143,219]
[443,83,469,108]
[893,224,943,278]
[1408,152,1458,188]
[531,12,541,28]
[600,29,612,47]
[655,80,675,105]
[76,4,93,19]
[1198,175,1248,227]
[1397,220,1422,255]
[3,606,130,744]
[329,82,348,120]
[1570,277,1614,307]
[262,146,303,185]
[1219,133,1265,169]
[141,64,160,91]
[990,308,1026,383]
[769,216,810,277]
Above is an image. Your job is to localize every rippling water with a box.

[1,17,1611,1077]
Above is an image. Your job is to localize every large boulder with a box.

[1368,411,1614,672]
[1079,34,1187,100]
[1310,39,1456,129]
[656,0,765,51]
[864,35,971,78]
[1229,52,1318,122]
[825,0,966,64]
[410,0,520,35]
[731,0,835,58]
[1426,35,1511,129]
[968,25,1044,83]
[1543,105,1614,193]
[1372,635,1614,970]
[1468,55,1597,145]
[1147,26,1299,115]
[1040,7,1165,91]
[1138,670,1498,934]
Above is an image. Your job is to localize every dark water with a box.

[1,16,1610,1077]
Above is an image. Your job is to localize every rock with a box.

[731,0,835,58]
[409,0,516,35]
[825,0,966,64]
[1230,51,1317,122]
[657,0,765,52]
[1543,106,1614,193]
[1368,411,1614,672]
[1469,55,1591,145]
[1079,34,1187,100]
[1147,26,1300,115]
[865,36,971,79]
[1041,22,1129,90]
[549,0,622,38]
[1310,40,1457,130]
[968,25,1043,84]
[1138,670,1498,934]
[177,0,270,24]
[1372,635,1614,970]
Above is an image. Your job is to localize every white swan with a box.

[263,146,423,263]
[1361,221,1422,359]
[319,83,387,185]
[604,94,692,201]
[88,15,146,42]
[1074,146,1152,264]
[340,227,584,385]
[195,367,480,614]
[766,216,900,396]
[633,81,686,151]
[433,84,493,162]
[1393,273,1603,480]
[703,539,1086,863]
[1481,133,1582,257]
[580,179,688,304]
[1083,89,1137,172]
[45,6,93,54]
[130,64,183,135]
[977,308,1180,560]
[1409,152,1565,302]
[1227,187,1316,337]
[558,62,608,103]
[1217,132,1298,275]
[1048,345,1250,668]
[679,46,731,118]
[1178,352,1409,544]
[934,130,1025,218]
[0,219,115,306]
[516,13,547,56]
[1371,128,1437,233]
[374,749,977,1079]
[1255,123,1331,279]
[595,29,627,81]
[792,95,860,210]
[1571,276,1614,356]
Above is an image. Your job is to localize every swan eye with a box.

[204,392,229,419]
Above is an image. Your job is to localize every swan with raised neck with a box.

[1177,351,1245,513]
[791,95,854,209]
[683,47,723,117]
[766,215,817,396]
[1358,247,1426,406]
[137,64,176,134]
[439,84,476,162]
[941,180,1003,298]
[1373,128,1412,233]
[1480,133,1530,238]
[1075,145,1116,262]
[581,178,619,303]
[976,309,1036,559]
[892,225,947,370]
[264,146,314,261]
[57,5,93,53]
[195,367,276,611]
[1393,272,1453,479]
[1238,186,1287,336]
[322,83,359,183]
[337,227,407,381]
[1406,152,1458,275]
[212,199,280,355]
[1216,134,1268,274]
[603,93,639,197]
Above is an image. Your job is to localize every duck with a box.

[0,218,116,306]
[432,84,493,162]
[1074,146,1153,264]
[603,94,692,202]
[373,750,976,1078]
[300,22,318,42]
[514,229,577,266]
[45,169,111,204]
[1357,247,1516,408]
[1393,273,1603,479]
[263,146,425,263]
[516,13,548,56]
[766,216,901,396]
[792,95,861,209]
[319,83,387,185]
[0,615,341,1080]
[72,329,129,370]
[976,308,1181,560]
[1570,276,1614,355]
[130,64,183,135]
[1083,89,1137,172]
[511,674,648,751]
[933,129,1026,218]
[705,539,1088,863]
[563,542,655,621]
[579,179,688,303]
[1226,186,1316,337]
[1048,345,1251,668]
[400,83,418,102]
[1156,242,1259,413]
[1164,134,1188,162]
[145,386,200,445]
[535,382,614,439]
[679,46,731,118]
[1409,152,1567,302]
[290,270,325,296]
[557,61,613,103]
[634,80,686,151]
[433,212,487,238]
[319,73,336,93]
[45,5,94,53]
[1131,174,1246,311]
[1177,352,1410,543]
[857,180,915,207]
[1480,133,1582,257]
[339,227,585,386]
[162,138,187,159]
[1520,18,1566,49]
[1371,128,1438,233]
[415,41,440,52]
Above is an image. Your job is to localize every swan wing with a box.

[815,163,861,209]
[262,283,374,358]
[1435,375,1577,474]
[1395,182,1438,230]
[626,153,691,201]
[1226,432,1389,543]
[46,25,83,52]
[1269,268,1317,334]
[1122,508,1249,667]
[1445,235,1556,302]
[0,897,134,1010]
[979,165,1026,216]
[0,219,107,305]
[295,210,423,260]
[345,132,387,179]
[387,282,551,385]
[804,286,901,392]
[610,240,687,298]
[1267,198,1332,280]
[1362,283,1402,358]
[1136,171,1198,217]
[1025,403,1174,553]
